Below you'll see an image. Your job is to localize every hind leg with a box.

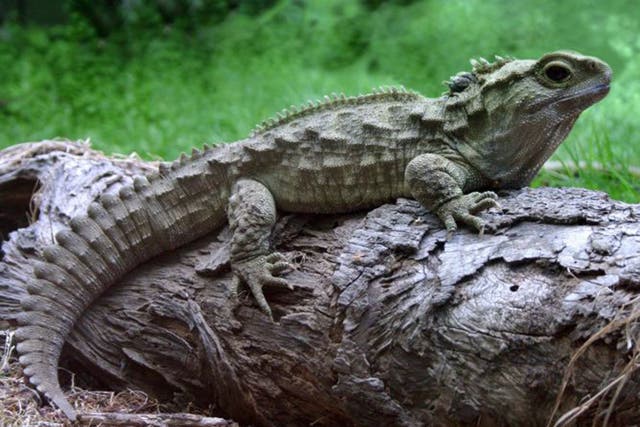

[227,179,293,320]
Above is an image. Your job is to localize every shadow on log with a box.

[1,141,639,426]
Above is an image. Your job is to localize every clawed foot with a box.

[232,252,293,320]
[436,191,501,236]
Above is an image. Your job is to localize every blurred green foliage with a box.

[0,0,639,200]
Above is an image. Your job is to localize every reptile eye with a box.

[544,63,572,83]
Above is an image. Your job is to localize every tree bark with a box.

[1,140,639,427]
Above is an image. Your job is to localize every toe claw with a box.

[266,252,286,263]
[446,229,454,241]
[436,192,500,235]
[262,274,290,288]
[470,198,500,214]
[232,252,294,319]
[481,191,499,200]
[443,214,457,234]
[247,279,273,320]
[268,261,292,275]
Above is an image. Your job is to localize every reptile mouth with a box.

[530,82,611,111]
[589,82,610,95]
[565,82,610,100]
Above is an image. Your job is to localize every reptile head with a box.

[449,51,612,188]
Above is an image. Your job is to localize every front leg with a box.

[227,179,292,319]
[405,154,499,234]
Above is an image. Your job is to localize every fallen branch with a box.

[77,412,238,427]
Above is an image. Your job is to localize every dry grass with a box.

[0,330,181,427]
[549,295,640,427]
[1,365,163,426]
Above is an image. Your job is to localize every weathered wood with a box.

[77,412,238,426]
[1,140,639,426]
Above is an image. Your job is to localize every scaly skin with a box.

[15,51,611,420]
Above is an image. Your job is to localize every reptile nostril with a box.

[587,60,598,71]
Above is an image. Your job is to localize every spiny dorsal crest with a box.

[250,86,424,137]
[150,142,216,180]
[444,55,514,96]
[441,54,514,133]
[470,55,514,75]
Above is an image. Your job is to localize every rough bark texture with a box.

[77,412,239,426]
[1,140,639,427]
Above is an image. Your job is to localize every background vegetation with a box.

[1,0,639,200]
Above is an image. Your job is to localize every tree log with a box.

[1,140,639,426]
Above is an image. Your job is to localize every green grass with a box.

[1,0,639,201]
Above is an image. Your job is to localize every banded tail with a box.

[15,161,228,420]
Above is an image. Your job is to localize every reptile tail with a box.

[15,170,225,420]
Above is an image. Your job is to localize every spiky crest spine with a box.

[444,55,514,96]
[249,86,424,137]
[469,55,514,75]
